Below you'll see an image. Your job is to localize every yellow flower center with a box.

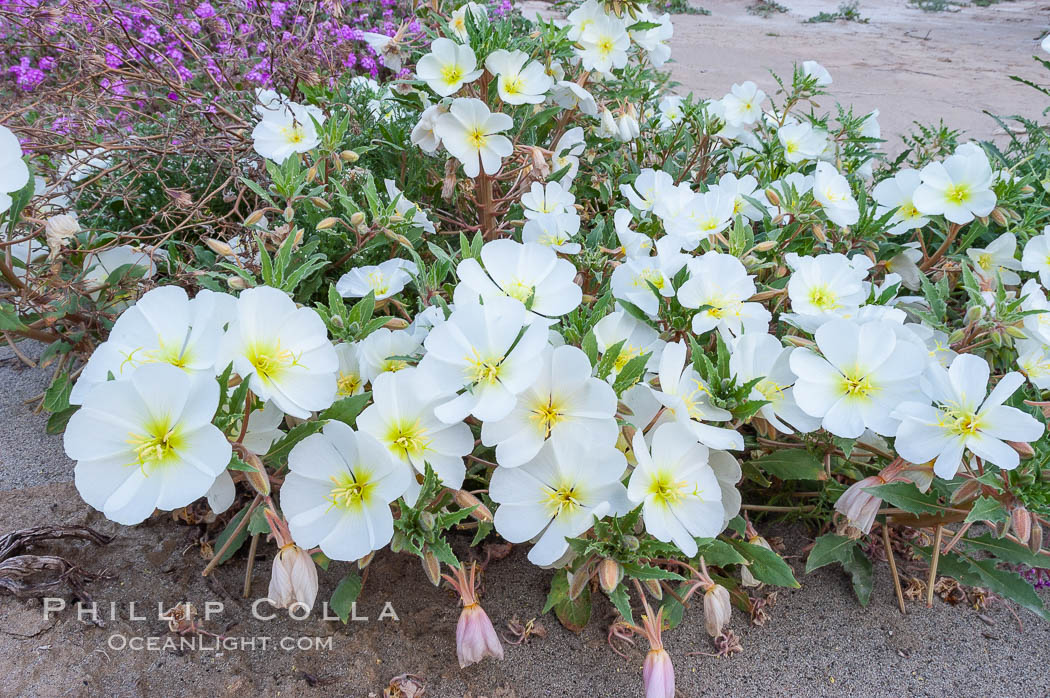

[281,124,305,145]
[545,482,582,517]
[327,469,377,511]
[647,470,693,507]
[441,64,464,86]
[502,75,523,95]
[838,369,876,399]
[756,378,786,405]
[597,37,614,58]
[945,183,971,205]
[246,340,301,385]
[468,127,488,149]
[386,418,429,459]
[614,345,642,373]
[634,268,664,290]
[503,280,535,304]
[465,349,505,385]
[127,417,182,473]
[367,271,391,296]
[379,357,409,374]
[807,284,839,311]
[977,252,993,270]
[337,371,361,396]
[529,397,565,437]
[939,407,983,436]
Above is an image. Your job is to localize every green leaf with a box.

[247,506,271,536]
[696,538,748,567]
[964,533,1050,569]
[595,339,625,381]
[864,482,949,516]
[213,506,251,566]
[546,569,592,632]
[612,351,650,395]
[805,534,858,573]
[0,303,28,331]
[963,496,1009,525]
[621,562,685,582]
[311,551,331,571]
[608,584,634,625]
[581,330,598,367]
[330,571,364,623]
[727,539,800,588]
[319,392,372,426]
[842,546,873,606]
[45,406,77,435]
[427,537,459,567]
[264,420,325,465]
[966,556,1050,620]
[227,454,255,471]
[752,449,824,481]
[43,372,73,413]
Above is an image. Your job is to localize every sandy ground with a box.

[2,336,1050,696]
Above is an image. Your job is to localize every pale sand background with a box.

[3,2,1050,694]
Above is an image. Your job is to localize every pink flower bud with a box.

[834,475,884,534]
[267,544,318,613]
[703,584,732,637]
[456,602,504,668]
[643,647,675,698]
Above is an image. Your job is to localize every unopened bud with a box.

[1021,185,1035,195]
[330,315,344,329]
[752,240,777,252]
[420,510,436,531]
[422,549,442,586]
[283,206,294,223]
[622,535,640,551]
[242,451,270,496]
[310,196,331,210]
[764,188,781,207]
[964,305,985,324]
[783,335,814,348]
[227,275,248,290]
[951,478,981,505]
[340,150,360,163]
[597,559,623,594]
[383,317,410,330]
[316,217,340,230]
[390,531,407,553]
[305,166,318,183]
[350,211,366,227]
[703,584,732,637]
[947,328,966,345]
[1012,506,1032,545]
[568,567,591,601]
[244,209,266,227]
[44,213,80,243]
[1008,441,1035,459]
[204,237,235,258]
[453,490,493,523]
[643,578,663,600]
[812,223,826,243]
[1006,325,1028,339]
[990,207,1008,227]
[1029,514,1043,554]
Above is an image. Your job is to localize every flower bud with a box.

[456,602,504,668]
[752,240,777,252]
[990,207,1008,227]
[951,478,981,505]
[643,647,675,698]
[1006,325,1029,340]
[267,544,318,613]
[703,583,732,637]
[1012,506,1032,545]
[316,217,339,230]
[963,304,985,324]
[340,150,360,163]
[783,335,814,348]
[305,166,318,183]
[569,566,592,601]
[420,510,436,530]
[242,450,271,496]
[643,578,663,600]
[623,535,640,551]
[349,211,366,227]
[227,276,248,290]
[812,223,826,243]
[244,209,266,227]
[1007,441,1035,459]
[947,328,966,345]
[598,558,623,594]
[452,489,493,523]
[764,188,781,207]
[383,317,410,330]
[204,237,235,258]
[1028,514,1043,554]
[422,548,442,586]
[283,206,295,222]
[310,196,331,210]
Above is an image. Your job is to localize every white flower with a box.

[721,82,765,127]
[521,181,575,218]
[710,173,762,220]
[621,168,674,212]
[628,423,727,557]
[566,0,605,41]
[576,14,630,76]
[610,237,687,316]
[802,60,832,86]
[415,38,483,97]
[434,98,514,178]
[490,436,630,566]
[967,232,1021,286]
[873,169,929,235]
[82,245,157,294]
[485,49,553,105]
[1017,338,1050,390]
[267,543,318,612]
[1022,229,1050,288]
[912,143,996,225]
[334,342,365,398]
[64,364,231,525]
[729,333,820,433]
[357,327,422,382]
[362,30,406,72]
[385,179,435,233]
[481,345,617,467]
[217,286,338,418]
[885,243,924,291]
[616,105,640,142]
[650,341,744,450]
[455,239,582,320]
[336,258,417,300]
[894,353,1044,478]
[666,189,735,250]
[449,1,488,41]
[356,367,474,501]
[241,399,286,454]
[411,103,447,155]
[522,211,582,254]
[657,95,684,130]
[613,208,654,258]
[813,162,859,227]
[677,252,770,339]
[418,295,549,423]
[281,421,409,561]
[761,172,813,214]
[592,309,664,379]
[1020,279,1050,345]
[0,125,29,215]
[777,122,828,164]
[71,286,235,405]
[252,92,325,164]
[551,80,598,116]
[785,252,872,323]
[789,319,926,438]
[551,127,585,182]
[629,7,673,67]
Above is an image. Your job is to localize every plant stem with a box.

[202,494,261,576]
[243,533,259,598]
[927,524,943,608]
[883,523,906,614]
[919,222,960,272]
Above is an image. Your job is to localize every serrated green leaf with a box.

[621,562,685,582]
[612,351,650,395]
[581,330,598,367]
[963,496,1009,525]
[964,533,1050,569]
[595,339,625,381]
[427,537,459,567]
[43,372,73,413]
[864,481,949,516]
[805,534,858,573]
[696,538,748,567]
[727,539,800,588]
[608,584,634,625]
[319,392,372,426]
